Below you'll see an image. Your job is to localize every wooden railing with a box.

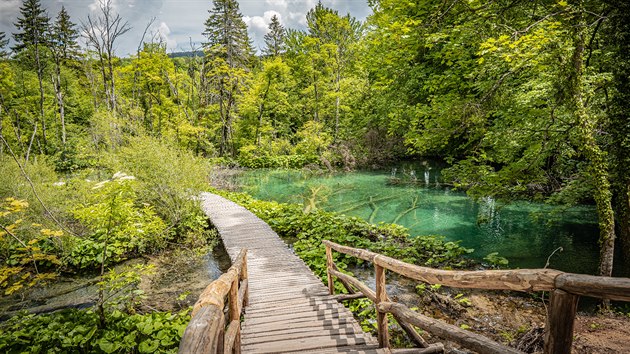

[324,240,630,354]
[179,249,248,354]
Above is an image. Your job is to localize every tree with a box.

[202,0,252,156]
[12,0,50,154]
[0,32,8,58]
[263,15,285,57]
[82,0,131,112]
[305,2,361,140]
[50,6,80,146]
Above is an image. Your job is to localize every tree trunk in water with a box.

[570,11,615,277]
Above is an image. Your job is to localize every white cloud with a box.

[156,21,177,50]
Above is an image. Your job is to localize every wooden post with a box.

[544,289,579,354]
[326,245,334,295]
[229,276,241,354]
[375,262,390,348]
[241,251,248,307]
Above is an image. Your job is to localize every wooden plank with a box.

[197,193,379,353]
[241,326,365,345]
[375,264,389,348]
[241,334,370,353]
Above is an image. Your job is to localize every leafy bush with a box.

[70,176,167,269]
[0,308,189,354]
[103,135,212,242]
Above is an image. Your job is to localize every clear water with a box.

[232,163,630,277]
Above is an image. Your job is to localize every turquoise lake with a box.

[234,165,628,276]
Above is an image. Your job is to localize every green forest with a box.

[1,0,629,352]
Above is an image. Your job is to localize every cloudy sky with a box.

[0,0,372,55]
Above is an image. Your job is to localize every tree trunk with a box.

[53,63,66,146]
[570,11,616,277]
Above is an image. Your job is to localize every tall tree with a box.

[263,15,285,57]
[82,0,131,112]
[50,6,80,145]
[202,0,252,156]
[0,32,8,58]
[305,2,361,141]
[12,0,50,154]
[605,0,630,263]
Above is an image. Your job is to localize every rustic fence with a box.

[324,240,630,354]
[179,249,248,354]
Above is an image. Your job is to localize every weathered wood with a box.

[329,269,429,348]
[327,245,335,295]
[329,269,377,301]
[555,273,630,301]
[238,279,248,315]
[390,344,444,353]
[179,306,226,354]
[241,252,248,307]
[192,249,247,317]
[332,293,367,301]
[378,302,523,354]
[326,240,561,292]
[393,314,429,348]
[228,276,241,353]
[324,240,379,262]
[543,289,579,354]
[198,193,380,353]
[375,264,389,348]
[224,320,240,354]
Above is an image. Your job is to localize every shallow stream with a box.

[235,164,629,277]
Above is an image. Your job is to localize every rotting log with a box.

[555,273,630,301]
[378,302,523,354]
[543,289,578,354]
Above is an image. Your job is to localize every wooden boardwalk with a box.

[200,193,384,353]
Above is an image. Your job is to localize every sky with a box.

[0,0,373,56]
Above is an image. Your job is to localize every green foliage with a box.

[0,198,61,295]
[0,308,190,353]
[216,190,472,284]
[70,176,167,269]
[483,252,509,268]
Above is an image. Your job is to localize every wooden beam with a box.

[179,306,225,354]
[390,344,444,353]
[329,269,376,302]
[555,273,630,301]
[378,302,523,354]
[543,289,578,354]
[331,293,366,301]
[223,320,240,354]
[375,264,389,348]
[329,269,430,348]
[326,245,334,295]
[323,240,379,262]
[325,240,559,292]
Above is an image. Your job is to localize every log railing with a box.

[179,249,248,354]
[324,240,630,354]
